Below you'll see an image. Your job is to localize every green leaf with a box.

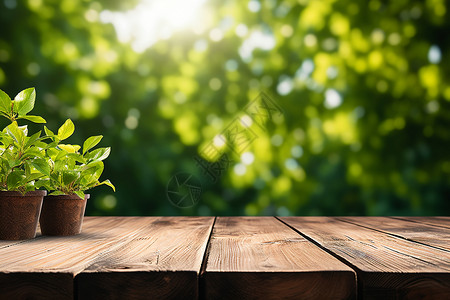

[35,178,51,190]
[24,131,42,149]
[8,159,21,169]
[18,115,46,123]
[54,159,68,172]
[31,158,50,176]
[27,172,44,182]
[46,148,59,160]
[14,87,36,116]
[83,135,103,154]
[74,191,85,199]
[58,144,77,153]
[0,133,14,147]
[50,172,60,183]
[0,154,14,167]
[62,171,80,186]
[18,124,28,136]
[0,89,11,115]
[23,147,44,159]
[7,170,25,190]
[5,122,25,146]
[44,126,55,137]
[79,162,104,189]
[55,149,69,162]
[67,152,86,164]
[43,140,58,150]
[86,147,111,162]
[49,190,65,196]
[23,183,36,194]
[82,161,104,178]
[57,119,75,140]
[99,179,116,192]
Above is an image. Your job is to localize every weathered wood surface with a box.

[338,216,450,251]
[281,217,450,299]
[0,217,214,300]
[202,217,356,299]
[0,216,449,299]
[0,217,148,299]
[77,217,214,300]
[394,216,450,229]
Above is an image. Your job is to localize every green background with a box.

[0,0,449,216]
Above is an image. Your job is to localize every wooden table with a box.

[0,217,449,299]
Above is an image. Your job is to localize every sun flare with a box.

[100,0,208,52]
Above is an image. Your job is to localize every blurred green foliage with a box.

[0,0,449,216]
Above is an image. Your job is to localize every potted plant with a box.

[38,119,115,236]
[0,88,50,240]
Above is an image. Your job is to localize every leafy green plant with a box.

[0,88,50,193]
[38,119,115,199]
[0,88,46,124]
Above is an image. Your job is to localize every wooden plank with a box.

[77,217,214,300]
[393,216,450,229]
[337,217,450,251]
[281,217,450,299]
[0,239,35,250]
[202,217,356,299]
[0,217,155,299]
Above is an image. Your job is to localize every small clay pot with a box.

[39,194,90,236]
[0,190,47,240]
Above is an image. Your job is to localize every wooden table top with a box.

[0,216,449,299]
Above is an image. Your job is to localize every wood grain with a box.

[338,216,450,251]
[202,217,356,299]
[1,216,449,299]
[77,217,214,300]
[0,217,154,299]
[281,217,450,299]
[0,217,213,299]
[394,216,450,229]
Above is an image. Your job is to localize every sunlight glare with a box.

[239,30,276,62]
[324,89,343,109]
[100,0,208,52]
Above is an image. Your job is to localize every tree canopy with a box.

[0,0,449,216]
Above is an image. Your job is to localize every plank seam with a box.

[199,216,216,276]
[275,217,361,299]
[336,217,450,254]
[392,216,450,230]
[74,273,78,300]
[199,216,216,300]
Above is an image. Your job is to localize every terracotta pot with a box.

[39,194,90,236]
[0,190,47,240]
